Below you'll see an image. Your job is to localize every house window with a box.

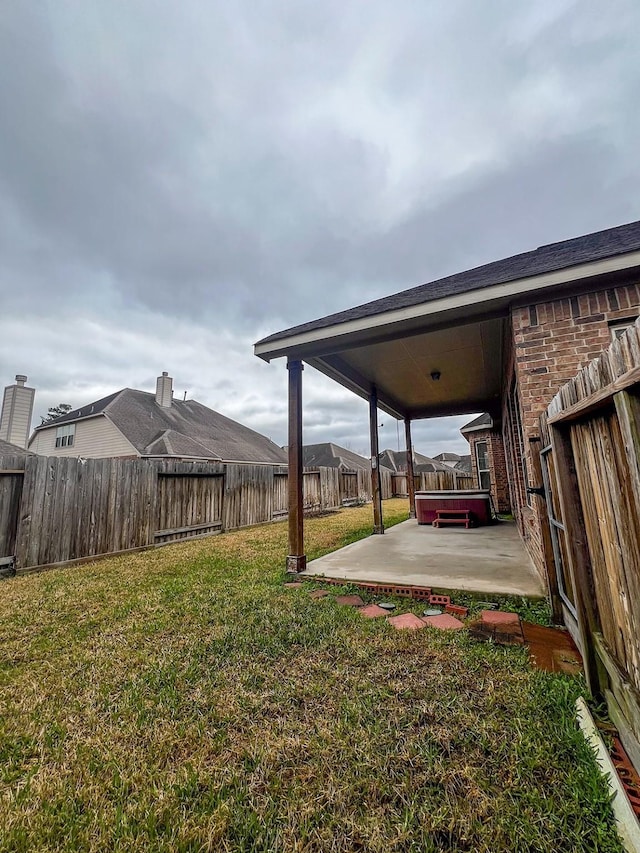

[475,440,491,490]
[506,378,530,509]
[55,424,75,448]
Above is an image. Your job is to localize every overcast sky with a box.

[1,1,639,457]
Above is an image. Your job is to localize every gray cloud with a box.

[1,0,639,454]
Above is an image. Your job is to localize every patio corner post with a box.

[369,387,384,535]
[287,358,306,573]
[405,418,416,518]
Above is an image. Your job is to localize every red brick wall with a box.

[507,279,640,584]
[512,282,640,441]
[467,429,510,513]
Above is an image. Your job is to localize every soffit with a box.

[308,316,505,420]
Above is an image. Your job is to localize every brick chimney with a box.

[0,374,35,448]
[155,371,173,408]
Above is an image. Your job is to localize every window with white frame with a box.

[55,423,75,448]
[475,440,491,490]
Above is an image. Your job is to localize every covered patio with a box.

[254,250,563,603]
[302,516,545,597]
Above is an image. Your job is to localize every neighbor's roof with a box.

[454,456,472,473]
[379,448,450,473]
[303,442,370,471]
[34,389,288,464]
[433,452,463,462]
[256,219,640,348]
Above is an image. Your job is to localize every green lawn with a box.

[0,500,622,852]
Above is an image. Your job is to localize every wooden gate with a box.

[155,470,224,543]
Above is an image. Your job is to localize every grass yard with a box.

[0,500,622,852]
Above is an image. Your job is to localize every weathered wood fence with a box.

[540,319,640,771]
[385,470,472,497]
[0,457,472,575]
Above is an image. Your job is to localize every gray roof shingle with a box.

[257,219,640,346]
[379,448,450,473]
[35,389,288,464]
[302,443,370,471]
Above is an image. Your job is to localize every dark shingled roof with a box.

[35,389,288,464]
[433,452,464,462]
[257,219,640,346]
[302,443,370,471]
[379,448,450,474]
[454,456,472,473]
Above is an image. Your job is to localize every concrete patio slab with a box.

[302,519,545,597]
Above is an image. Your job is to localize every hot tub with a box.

[415,490,492,526]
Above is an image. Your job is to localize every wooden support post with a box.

[369,389,384,534]
[405,418,416,518]
[287,358,306,573]
[528,436,562,624]
[550,423,602,695]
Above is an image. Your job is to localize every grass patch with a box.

[0,500,622,852]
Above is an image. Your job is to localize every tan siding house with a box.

[29,415,136,458]
[28,372,288,465]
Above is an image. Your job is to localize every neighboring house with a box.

[29,372,288,464]
[433,451,472,473]
[432,451,461,467]
[460,414,509,512]
[453,456,472,473]
[302,443,370,471]
[255,218,640,601]
[379,448,450,474]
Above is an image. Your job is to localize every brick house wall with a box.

[505,278,640,581]
[466,429,510,513]
[512,281,640,442]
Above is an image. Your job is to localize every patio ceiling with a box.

[305,315,505,421]
[258,300,508,421]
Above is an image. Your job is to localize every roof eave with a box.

[254,251,640,362]
[30,411,106,435]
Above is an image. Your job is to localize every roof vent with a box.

[155,372,173,408]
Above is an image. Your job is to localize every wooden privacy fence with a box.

[384,470,473,497]
[0,456,475,575]
[541,319,640,770]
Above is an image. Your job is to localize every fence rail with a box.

[0,456,473,574]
